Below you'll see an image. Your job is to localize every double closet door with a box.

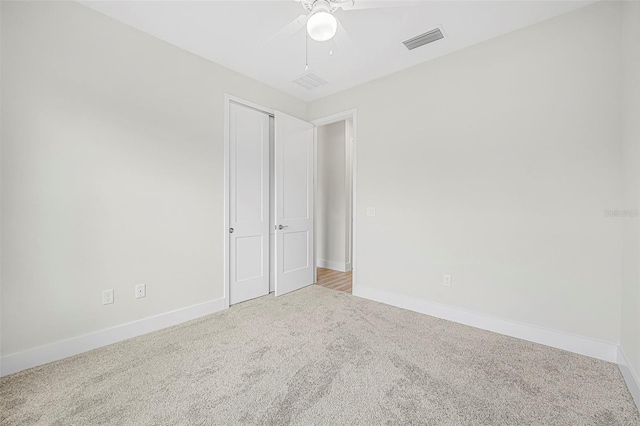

[229,102,315,305]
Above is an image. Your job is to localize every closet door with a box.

[229,102,270,304]
[274,111,315,296]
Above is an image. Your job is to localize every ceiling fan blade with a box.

[261,14,308,47]
[333,19,355,53]
[337,0,421,11]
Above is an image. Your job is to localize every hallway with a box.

[316,268,352,293]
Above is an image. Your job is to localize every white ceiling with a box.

[80,0,594,102]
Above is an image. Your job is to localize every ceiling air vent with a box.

[293,73,328,90]
[403,28,444,51]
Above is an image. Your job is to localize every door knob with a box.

[229,228,234,234]
[278,224,288,230]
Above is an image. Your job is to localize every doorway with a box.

[313,111,357,295]
[224,96,315,307]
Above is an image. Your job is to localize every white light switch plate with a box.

[367,207,376,217]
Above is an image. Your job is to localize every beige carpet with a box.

[1,285,638,425]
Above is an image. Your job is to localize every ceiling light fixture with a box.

[306,1,337,42]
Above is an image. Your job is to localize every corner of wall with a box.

[0,0,4,375]
[618,347,640,412]
[620,0,640,406]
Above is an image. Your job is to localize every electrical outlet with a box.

[443,274,452,287]
[102,289,114,305]
[135,283,146,299]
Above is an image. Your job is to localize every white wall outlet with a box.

[443,274,452,287]
[102,289,114,305]
[366,207,376,217]
[135,283,146,299]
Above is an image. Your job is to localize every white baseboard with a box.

[1,297,226,377]
[618,347,640,411]
[353,284,618,363]
[317,259,351,272]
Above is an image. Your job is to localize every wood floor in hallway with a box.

[316,267,352,293]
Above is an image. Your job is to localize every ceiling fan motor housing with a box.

[301,0,339,13]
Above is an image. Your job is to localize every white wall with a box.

[0,1,3,373]
[309,1,623,344]
[345,118,353,268]
[316,121,350,270]
[620,0,640,399]
[0,1,306,358]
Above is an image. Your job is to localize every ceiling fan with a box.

[262,0,417,47]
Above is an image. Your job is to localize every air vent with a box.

[403,28,444,51]
[293,73,328,91]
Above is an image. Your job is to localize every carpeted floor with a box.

[1,285,639,425]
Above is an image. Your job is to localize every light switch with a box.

[367,207,376,217]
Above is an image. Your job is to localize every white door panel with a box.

[229,102,270,305]
[274,111,315,296]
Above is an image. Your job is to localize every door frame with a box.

[311,109,358,294]
[223,94,275,309]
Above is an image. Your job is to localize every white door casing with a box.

[274,111,315,296]
[229,102,270,304]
